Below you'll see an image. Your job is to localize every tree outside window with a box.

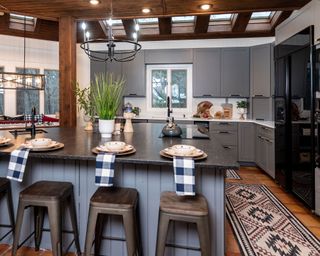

[44,69,59,114]
[16,68,40,115]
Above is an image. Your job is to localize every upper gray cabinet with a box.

[221,48,250,97]
[144,49,193,64]
[251,44,271,97]
[90,61,106,82]
[106,60,122,79]
[193,49,221,97]
[122,51,145,97]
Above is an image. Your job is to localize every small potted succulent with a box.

[236,100,249,120]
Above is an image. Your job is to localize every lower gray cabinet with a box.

[238,123,255,162]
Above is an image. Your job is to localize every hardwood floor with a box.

[1,166,319,256]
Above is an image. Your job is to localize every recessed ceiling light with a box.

[89,0,100,5]
[200,4,212,10]
[142,8,151,14]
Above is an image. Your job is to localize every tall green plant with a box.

[91,73,125,120]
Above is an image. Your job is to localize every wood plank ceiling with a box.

[0,0,311,41]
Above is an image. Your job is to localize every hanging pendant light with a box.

[0,16,45,90]
[80,0,141,62]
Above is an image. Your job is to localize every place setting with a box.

[160,144,207,160]
[92,141,136,156]
[21,138,64,152]
[0,136,12,147]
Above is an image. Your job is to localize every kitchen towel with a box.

[95,152,116,187]
[7,147,31,182]
[173,156,195,196]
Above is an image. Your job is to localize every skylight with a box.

[107,19,122,26]
[210,14,233,21]
[136,18,158,24]
[172,16,195,23]
[10,14,35,26]
[251,11,272,20]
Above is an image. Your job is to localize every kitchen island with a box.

[0,123,238,256]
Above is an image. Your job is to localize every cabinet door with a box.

[251,44,271,97]
[106,61,122,79]
[266,138,275,178]
[221,48,250,97]
[238,123,255,162]
[90,61,107,81]
[193,49,221,97]
[144,49,193,64]
[122,51,145,97]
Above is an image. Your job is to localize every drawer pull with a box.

[223,146,232,150]
[229,94,241,97]
[317,38,320,42]
[218,122,230,125]
[219,131,230,134]
[202,94,213,97]
[129,93,137,96]
[254,94,263,97]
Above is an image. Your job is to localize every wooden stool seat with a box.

[156,191,211,256]
[19,181,73,201]
[160,191,208,216]
[12,180,81,256]
[90,187,137,209]
[0,177,15,242]
[84,187,141,256]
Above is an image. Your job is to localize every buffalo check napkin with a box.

[7,147,31,182]
[95,152,116,187]
[173,156,195,196]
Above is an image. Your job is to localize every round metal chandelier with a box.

[80,1,142,62]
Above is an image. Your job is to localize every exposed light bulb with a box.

[6,76,12,81]
[26,77,32,84]
[85,31,90,39]
[142,8,151,14]
[200,4,212,10]
[135,23,140,31]
[35,78,41,85]
[107,18,113,27]
[81,22,87,30]
[132,32,138,40]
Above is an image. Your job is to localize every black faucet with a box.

[30,107,36,138]
[167,96,172,118]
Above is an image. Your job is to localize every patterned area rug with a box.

[225,169,242,180]
[226,183,320,256]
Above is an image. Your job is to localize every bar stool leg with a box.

[122,211,137,256]
[6,184,15,233]
[12,201,27,256]
[34,207,45,251]
[94,214,107,256]
[155,212,171,256]
[196,216,211,256]
[47,203,62,256]
[84,207,99,256]
[68,193,81,255]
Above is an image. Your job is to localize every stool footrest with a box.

[99,235,126,242]
[0,228,14,241]
[166,242,201,252]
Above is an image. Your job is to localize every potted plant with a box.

[236,100,249,120]
[91,73,125,138]
[74,83,95,131]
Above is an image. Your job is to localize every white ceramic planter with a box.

[99,119,115,138]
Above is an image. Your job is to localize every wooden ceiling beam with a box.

[194,15,210,34]
[270,11,293,31]
[232,12,252,32]
[122,19,136,40]
[158,17,172,35]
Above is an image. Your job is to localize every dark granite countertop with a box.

[0,123,238,169]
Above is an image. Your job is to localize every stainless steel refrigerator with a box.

[275,26,316,210]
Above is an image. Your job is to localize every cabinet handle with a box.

[317,38,320,42]
[219,131,230,134]
[223,146,232,150]
[219,122,230,125]
[261,126,270,131]
[265,138,273,143]
[202,94,213,97]
[229,94,241,97]
[129,93,137,96]
[254,94,264,97]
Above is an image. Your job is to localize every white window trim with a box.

[146,64,193,116]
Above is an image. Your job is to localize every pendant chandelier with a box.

[0,16,45,90]
[80,0,141,62]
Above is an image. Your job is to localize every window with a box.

[146,64,192,113]
[0,67,4,115]
[251,11,272,20]
[172,16,195,23]
[44,69,59,114]
[16,68,40,115]
[9,14,37,31]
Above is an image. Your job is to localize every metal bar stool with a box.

[0,177,15,241]
[84,187,141,256]
[11,180,81,256]
[155,191,211,256]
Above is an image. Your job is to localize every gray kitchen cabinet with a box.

[251,44,271,97]
[144,49,193,64]
[252,98,273,121]
[90,60,106,81]
[238,123,255,162]
[122,51,145,97]
[221,48,250,97]
[193,49,221,97]
[106,60,122,79]
[265,137,275,178]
